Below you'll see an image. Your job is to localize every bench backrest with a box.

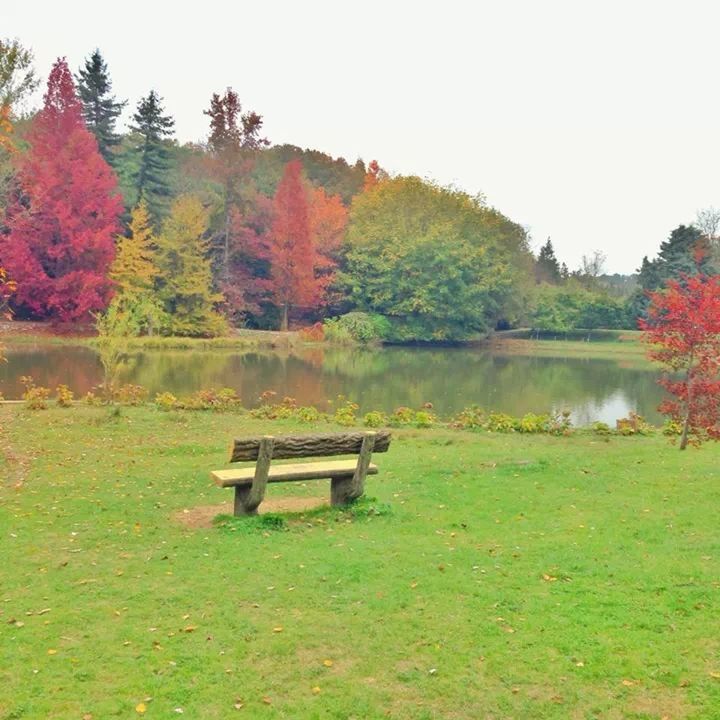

[229,430,391,463]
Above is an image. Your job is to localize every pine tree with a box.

[535,238,562,284]
[1,58,122,322]
[76,49,126,164]
[129,90,174,219]
[110,201,159,297]
[155,195,225,336]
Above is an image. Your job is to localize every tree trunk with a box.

[680,366,692,450]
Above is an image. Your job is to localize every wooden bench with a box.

[211,430,392,515]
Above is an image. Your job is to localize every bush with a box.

[518,412,549,433]
[298,322,324,342]
[20,376,51,410]
[389,406,415,427]
[154,392,178,411]
[334,398,359,426]
[616,412,654,436]
[662,419,683,436]
[113,384,149,406]
[591,421,612,436]
[486,412,518,433]
[548,410,573,436]
[323,312,390,345]
[55,384,74,408]
[363,410,388,428]
[414,410,436,429]
[450,405,486,430]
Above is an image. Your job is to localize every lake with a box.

[0,342,665,425]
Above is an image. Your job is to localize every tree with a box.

[268,160,327,330]
[204,88,268,281]
[1,58,122,322]
[0,265,15,362]
[641,274,720,449]
[344,176,528,341]
[0,38,38,108]
[109,201,165,334]
[155,195,226,336]
[129,90,174,219]
[535,238,562,284]
[76,49,126,165]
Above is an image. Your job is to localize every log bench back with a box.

[213,430,392,516]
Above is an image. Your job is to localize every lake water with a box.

[0,343,665,425]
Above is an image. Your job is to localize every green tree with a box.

[0,38,38,108]
[128,90,175,219]
[76,49,126,165]
[155,195,226,337]
[535,238,562,284]
[344,176,530,341]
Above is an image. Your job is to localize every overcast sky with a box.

[4,0,719,273]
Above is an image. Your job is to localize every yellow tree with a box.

[110,201,158,297]
[155,195,226,337]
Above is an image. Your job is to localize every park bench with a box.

[211,430,392,515]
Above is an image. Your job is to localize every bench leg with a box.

[331,476,354,506]
[234,486,258,516]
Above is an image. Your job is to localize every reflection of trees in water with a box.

[0,344,665,424]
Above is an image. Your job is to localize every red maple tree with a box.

[1,58,122,322]
[640,274,720,449]
[268,160,330,330]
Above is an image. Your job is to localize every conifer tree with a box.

[129,90,174,219]
[76,49,126,165]
[1,58,122,321]
[155,195,225,336]
[535,238,562,284]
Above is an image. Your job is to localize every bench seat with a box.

[212,460,379,488]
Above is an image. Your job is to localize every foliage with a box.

[55,383,74,407]
[1,59,122,322]
[128,90,175,219]
[535,238,562,284]
[615,412,654,436]
[155,195,226,337]
[20,375,50,409]
[323,312,390,344]
[363,410,388,428]
[641,274,720,448]
[268,160,331,329]
[76,49,126,165]
[344,176,531,341]
[0,38,38,108]
[333,398,359,426]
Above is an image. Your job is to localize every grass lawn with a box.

[2,406,720,719]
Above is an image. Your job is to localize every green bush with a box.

[450,405,486,430]
[323,312,390,345]
[363,410,388,428]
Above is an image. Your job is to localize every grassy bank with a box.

[2,407,719,718]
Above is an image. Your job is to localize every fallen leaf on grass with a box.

[312,686,321,695]
[621,679,636,687]
[135,703,146,714]
[709,671,720,679]
[272,626,283,633]
[262,696,272,705]
[323,659,333,667]
[47,649,57,655]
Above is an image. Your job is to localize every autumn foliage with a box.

[641,274,720,448]
[268,160,333,330]
[1,59,122,321]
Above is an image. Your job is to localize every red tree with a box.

[268,160,329,330]
[1,58,122,322]
[640,274,720,449]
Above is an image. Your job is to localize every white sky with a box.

[4,0,719,273]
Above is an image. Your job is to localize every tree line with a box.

[0,39,716,341]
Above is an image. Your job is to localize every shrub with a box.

[486,412,518,433]
[113,383,149,406]
[363,410,388,428]
[414,410,437,429]
[591,421,612,436]
[518,412,549,433]
[20,376,51,410]
[662,419,683,436]
[323,312,390,345]
[296,406,323,423]
[184,387,242,411]
[450,405,486,430]
[616,411,653,436]
[298,322,324,342]
[548,410,573,436]
[84,391,102,406]
[55,384,74,408]
[334,398,359,427]
[389,406,415,427]
[154,391,178,411]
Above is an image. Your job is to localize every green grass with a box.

[2,406,720,718]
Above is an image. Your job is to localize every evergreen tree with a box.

[129,90,174,219]
[76,49,125,164]
[535,238,562,284]
[110,201,159,298]
[155,195,225,336]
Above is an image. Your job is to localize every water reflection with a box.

[0,343,665,425]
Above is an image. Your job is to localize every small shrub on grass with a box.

[548,410,573,436]
[414,410,437,428]
[518,412,549,433]
[616,411,654,436]
[20,376,51,410]
[154,391,179,411]
[389,406,415,427]
[662,419,683,436]
[334,398,359,426]
[591,421,612,436]
[450,405,486,430]
[113,383,149,406]
[363,410,388,428]
[184,387,242,411]
[296,405,323,423]
[55,384,74,408]
[486,412,518,433]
